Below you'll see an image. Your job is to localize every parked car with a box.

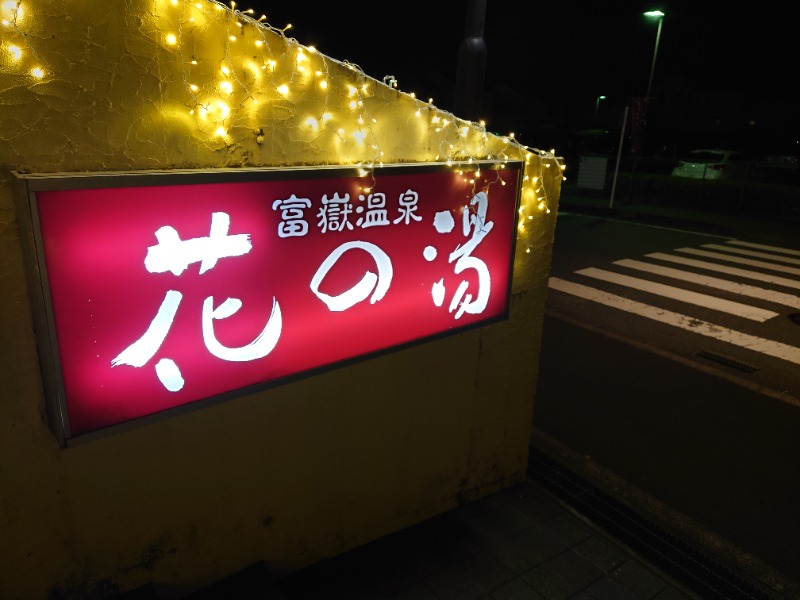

[671,149,762,181]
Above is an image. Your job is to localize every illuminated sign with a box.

[15,162,522,445]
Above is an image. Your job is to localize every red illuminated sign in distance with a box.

[19,162,522,443]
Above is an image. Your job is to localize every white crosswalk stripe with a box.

[548,239,800,366]
[548,278,800,366]
[725,240,800,257]
[700,243,800,266]
[575,267,779,321]
[675,247,800,276]
[645,252,800,290]
[613,259,800,309]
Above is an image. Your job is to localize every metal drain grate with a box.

[695,350,759,374]
[527,447,779,600]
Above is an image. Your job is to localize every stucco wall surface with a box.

[0,1,562,598]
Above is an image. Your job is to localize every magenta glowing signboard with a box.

[16,162,522,445]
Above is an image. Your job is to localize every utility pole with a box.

[454,0,487,121]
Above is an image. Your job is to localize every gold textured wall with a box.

[0,1,562,597]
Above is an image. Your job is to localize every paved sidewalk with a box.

[175,445,788,600]
[274,477,701,600]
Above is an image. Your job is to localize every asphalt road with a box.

[544,213,800,402]
[533,213,800,590]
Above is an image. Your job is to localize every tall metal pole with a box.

[610,105,629,209]
[595,95,606,123]
[454,0,487,121]
[629,10,664,196]
[644,13,663,121]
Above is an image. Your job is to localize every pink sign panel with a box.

[23,163,521,441]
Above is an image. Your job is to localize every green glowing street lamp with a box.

[644,10,665,112]
[595,95,606,121]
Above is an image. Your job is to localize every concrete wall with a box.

[0,1,562,598]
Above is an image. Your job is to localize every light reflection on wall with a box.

[1,0,565,254]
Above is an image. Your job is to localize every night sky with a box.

[240,1,796,139]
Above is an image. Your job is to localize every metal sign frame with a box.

[14,161,523,447]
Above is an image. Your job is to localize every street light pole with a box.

[595,95,606,123]
[643,10,664,119]
[454,0,487,122]
[627,10,664,199]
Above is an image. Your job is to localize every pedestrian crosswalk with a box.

[547,238,800,366]
[643,252,800,290]
[612,259,800,309]
[574,266,779,321]
[674,247,800,276]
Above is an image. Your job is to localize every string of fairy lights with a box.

[1,0,44,79]
[1,0,565,247]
